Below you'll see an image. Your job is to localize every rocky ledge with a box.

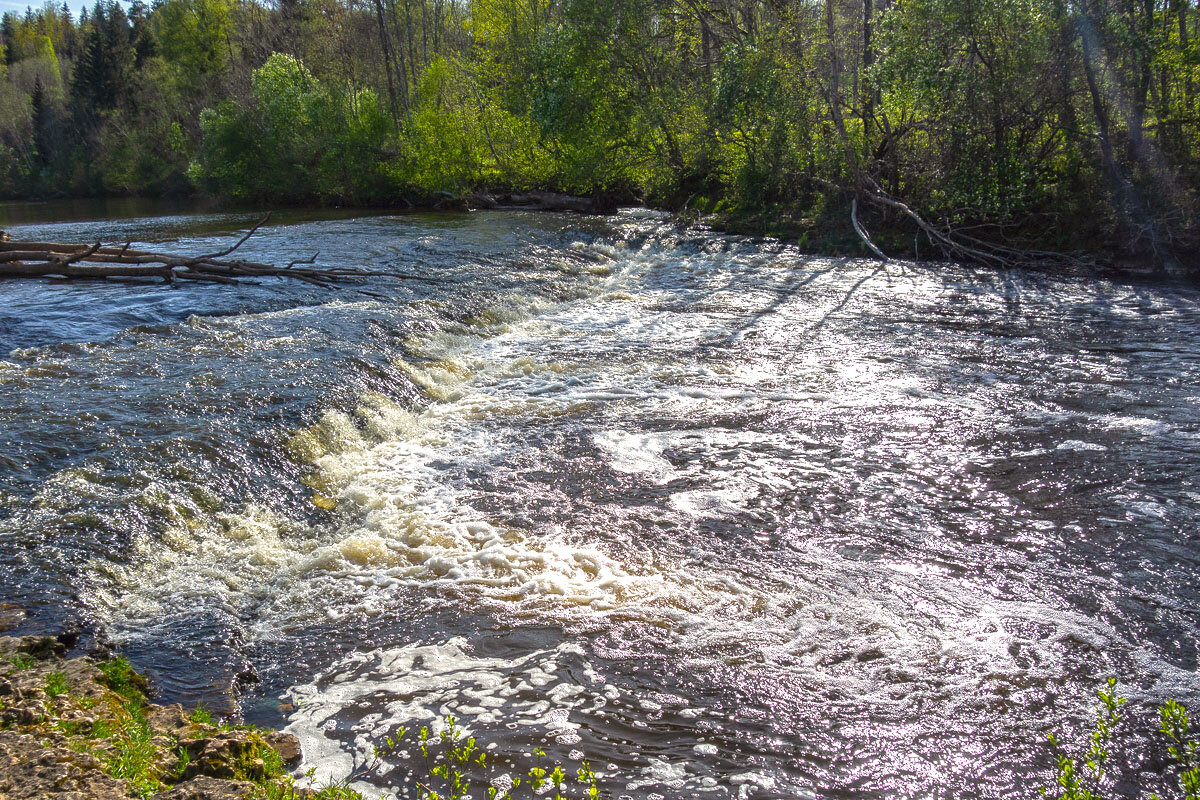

[0,634,337,800]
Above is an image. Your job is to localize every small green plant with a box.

[258,736,287,779]
[98,712,163,799]
[256,770,364,800]
[187,705,216,726]
[170,744,192,781]
[55,718,90,736]
[98,657,149,707]
[355,714,600,800]
[7,653,35,671]
[1043,680,1200,800]
[1159,700,1200,800]
[43,670,69,698]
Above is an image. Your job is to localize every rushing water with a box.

[1,207,1198,799]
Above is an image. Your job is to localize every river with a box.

[1,207,1197,799]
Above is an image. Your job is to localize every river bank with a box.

[3,191,1188,281]
[0,630,328,800]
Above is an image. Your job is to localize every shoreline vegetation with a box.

[0,631,326,799]
[2,0,1200,275]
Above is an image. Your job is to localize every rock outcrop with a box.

[0,633,311,800]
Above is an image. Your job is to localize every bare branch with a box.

[190,213,272,262]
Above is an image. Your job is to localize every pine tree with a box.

[30,78,52,170]
[0,14,15,66]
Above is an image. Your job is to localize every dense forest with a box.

[1,0,1198,266]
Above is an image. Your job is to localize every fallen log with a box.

[0,214,429,287]
[856,183,1095,270]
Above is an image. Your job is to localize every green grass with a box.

[256,777,364,800]
[43,670,69,697]
[97,713,163,800]
[97,657,149,707]
[7,653,35,671]
[187,705,216,726]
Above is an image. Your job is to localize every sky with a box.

[0,0,123,17]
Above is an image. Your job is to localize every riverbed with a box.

[1,207,1197,798]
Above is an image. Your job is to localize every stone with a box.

[260,729,302,763]
[143,704,193,737]
[178,730,269,781]
[0,623,306,800]
[0,635,67,661]
[149,775,258,800]
[0,729,134,799]
[58,657,107,700]
[13,699,48,725]
[0,604,26,633]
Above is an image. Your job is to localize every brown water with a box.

[1,207,1198,798]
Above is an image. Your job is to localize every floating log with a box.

[0,214,426,288]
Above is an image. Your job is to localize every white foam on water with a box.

[283,638,616,799]
[594,431,677,484]
[1056,440,1109,452]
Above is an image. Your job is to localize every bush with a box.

[191,53,393,203]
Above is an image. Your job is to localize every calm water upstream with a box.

[1,208,1198,799]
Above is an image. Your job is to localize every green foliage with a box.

[98,656,149,706]
[398,57,488,194]
[187,704,216,725]
[153,0,232,91]
[191,52,393,202]
[359,715,600,800]
[1042,680,1200,800]
[257,773,364,800]
[43,670,69,697]
[97,710,163,799]
[1160,701,1200,800]
[0,0,1198,261]
[7,653,36,671]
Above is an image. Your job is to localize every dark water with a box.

[1,207,1198,799]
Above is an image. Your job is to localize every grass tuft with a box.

[43,670,69,697]
[97,657,149,707]
[187,705,216,726]
[7,653,35,671]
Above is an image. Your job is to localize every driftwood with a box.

[836,179,1097,271]
[0,214,426,288]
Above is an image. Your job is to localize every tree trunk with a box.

[862,0,874,143]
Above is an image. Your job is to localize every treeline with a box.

[1,0,1199,266]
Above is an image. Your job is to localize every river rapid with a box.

[1,207,1198,799]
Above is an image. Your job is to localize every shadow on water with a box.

[0,197,428,230]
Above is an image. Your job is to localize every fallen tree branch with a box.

[191,214,271,261]
[851,198,889,262]
[818,176,1097,271]
[0,218,434,287]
